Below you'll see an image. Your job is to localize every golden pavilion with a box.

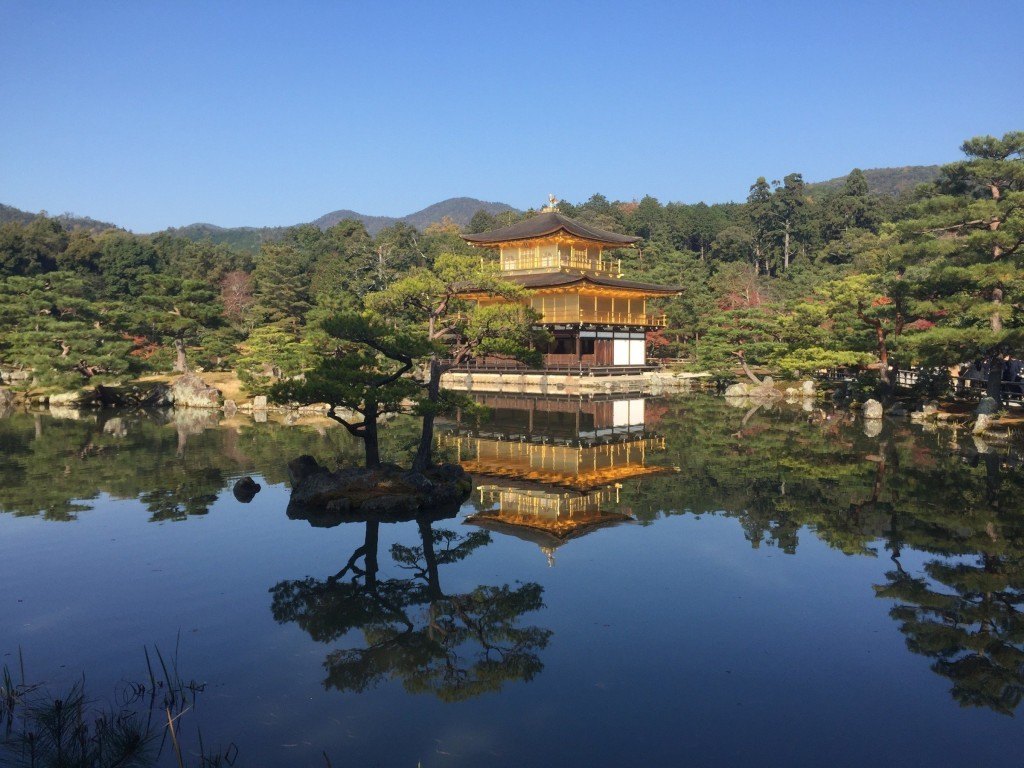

[459,209,679,370]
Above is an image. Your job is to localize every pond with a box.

[1,395,1023,767]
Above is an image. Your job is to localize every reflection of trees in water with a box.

[877,552,1024,715]
[0,410,420,521]
[874,452,1024,716]
[621,398,1024,714]
[5,396,1024,712]
[270,520,551,702]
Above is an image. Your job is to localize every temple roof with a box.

[462,212,642,247]
[504,272,681,295]
[465,511,635,549]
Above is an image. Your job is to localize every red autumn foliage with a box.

[123,333,160,359]
[903,318,936,331]
[643,401,669,428]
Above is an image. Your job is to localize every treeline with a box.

[480,132,1022,391]
[0,215,480,389]
[0,131,1020,392]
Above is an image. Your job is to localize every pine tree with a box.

[0,272,135,388]
[896,132,1024,400]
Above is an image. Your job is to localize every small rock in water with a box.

[233,476,261,503]
[801,380,816,396]
[252,395,268,411]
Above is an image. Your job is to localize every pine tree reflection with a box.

[270,516,551,702]
[875,450,1024,715]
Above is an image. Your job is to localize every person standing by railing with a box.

[1002,354,1024,397]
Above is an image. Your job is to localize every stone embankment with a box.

[725,378,819,402]
[441,369,714,396]
[2,373,354,423]
[850,394,1018,442]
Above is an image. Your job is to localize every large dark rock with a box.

[286,458,473,527]
[139,383,172,408]
[233,476,261,503]
[288,455,327,486]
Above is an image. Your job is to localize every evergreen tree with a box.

[770,173,809,271]
[746,177,774,274]
[252,243,313,330]
[895,132,1024,400]
[0,272,134,388]
[95,231,163,297]
[821,168,884,241]
[271,312,428,467]
[465,209,498,234]
[365,253,544,471]
[125,274,224,372]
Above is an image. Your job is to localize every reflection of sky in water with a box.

[1,397,1023,767]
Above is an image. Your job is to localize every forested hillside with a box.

[162,223,288,251]
[0,135,1020,396]
[311,197,517,234]
[0,203,117,232]
[808,165,942,197]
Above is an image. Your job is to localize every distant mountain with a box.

[309,209,402,235]
[1,196,518,247]
[0,203,118,232]
[810,165,942,196]
[311,197,518,235]
[165,197,519,250]
[2,171,943,254]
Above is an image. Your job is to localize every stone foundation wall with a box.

[440,370,711,396]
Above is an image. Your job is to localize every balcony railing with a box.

[502,255,621,276]
[536,310,668,327]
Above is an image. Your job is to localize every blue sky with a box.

[1,0,1021,232]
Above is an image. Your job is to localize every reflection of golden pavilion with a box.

[442,394,672,561]
[466,484,634,566]
[440,394,668,491]
[443,435,667,491]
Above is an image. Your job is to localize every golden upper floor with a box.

[462,211,640,278]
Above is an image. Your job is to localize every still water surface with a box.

[2,396,1023,767]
